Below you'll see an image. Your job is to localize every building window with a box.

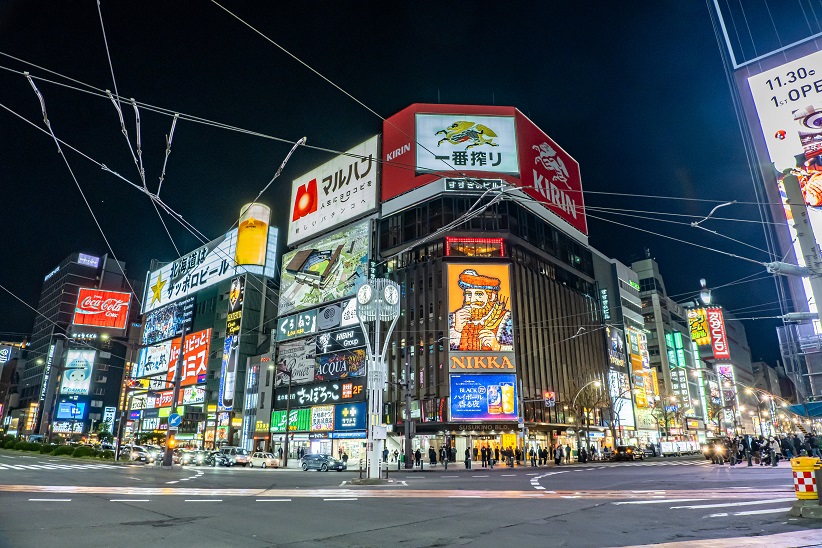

[94,387,105,396]
[260,392,265,409]
[97,364,109,372]
[90,400,103,407]
[95,375,107,383]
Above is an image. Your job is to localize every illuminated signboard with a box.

[56,401,86,420]
[141,296,194,346]
[316,298,357,331]
[447,263,514,353]
[626,327,649,408]
[706,308,731,360]
[276,337,316,386]
[688,309,711,346]
[169,328,211,388]
[219,276,244,411]
[276,309,317,342]
[78,253,100,268]
[142,226,278,314]
[273,378,365,410]
[448,352,515,373]
[72,288,131,329]
[315,348,367,381]
[450,374,518,421]
[315,325,367,355]
[52,421,83,434]
[381,104,587,235]
[288,135,378,245]
[182,385,205,405]
[335,402,366,431]
[606,326,627,369]
[279,221,369,316]
[270,408,311,433]
[310,405,335,431]
[60,350,95,395]
[103,407,116,427]
[134,341,172,378]
[38,344,56,402]
[445,237,505,258]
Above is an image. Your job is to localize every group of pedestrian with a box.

[712,433,822,466]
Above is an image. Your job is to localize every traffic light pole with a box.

[404,355,413,469]
[162,322,186,467]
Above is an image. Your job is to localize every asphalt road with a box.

[1,450,821,547]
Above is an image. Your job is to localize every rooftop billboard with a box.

[72,288,131,330]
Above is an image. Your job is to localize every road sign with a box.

[168,413,182,428]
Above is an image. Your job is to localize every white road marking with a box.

[501,474,516,477]
[449,496,481,498]
[671,497,796,509]
[561,495,580,499]
[166,481,179,484]
[256,499,291,502]
[29,498,71,502]
[442,475,459,478]
[526,473,539,476]
[708,507,791,518]
[472,475,489,478]
[184,499,222,502]
[323,498,358,501]
[110,499,151,502]
[613,499,707,505]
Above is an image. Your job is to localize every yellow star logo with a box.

[150,273,167,305]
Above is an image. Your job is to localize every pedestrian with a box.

[751,436,761,465]
[480,446,487,468]
[342,451,349,466]
[393,449,399,462]
[494,447,500,464]
[781,436,793,460]
[489,449,494,469]
[810,435,822,458]
[515,447,521,466]
[793,434,804,457]
[771,437,780,467]
[473,446,479,462]
[554,445,563,465]
[580,446,588,464]
[565,443,572,464]
[529,447,536,467]
[464,447,471,469]
[414,448,422,467]
[278,446,283,460]
[429,446,437,467]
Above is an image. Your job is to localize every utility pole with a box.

[162,322,186,467]
[404,355,413,469]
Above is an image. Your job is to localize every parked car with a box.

[611,445,644,461]
[300,453,347,472]
[249,452,280,469]
[219,446,250,467]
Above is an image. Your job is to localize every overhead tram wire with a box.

[584,205,785,227]
[24,74,142,309]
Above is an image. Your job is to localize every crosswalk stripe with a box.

[708,507,791,518]
[613,498,708,505]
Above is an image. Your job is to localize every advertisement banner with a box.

[706,308,731,360]
[608,369,635,428]
[276,310,318,342]
[315,348,367,381]
[316,325,367,355]
[448,352,516,372]
[606,326,627,369]
[141,296,194,346]
[449,373,518,421]
[276,337,316,386]
[60,350,95,395]
[270,408,311,433]
[52,421,83,434]
[219,276,245,411]
[135,341,171,378]
[381,104,587,236]
[310,405,335,431]
[316,298,357,331]
[415,114,519,175]
[142,226,278,314]
[168,328,211,388]
[182,385,205,405]
[335,402,366,431]
[235,203,271,266]
[687,309,711,347]
[279,221,370,316]
[274,378,365,410]
[72,288,131,330]
[288,136,379,245]
[56,401,86,420]
[626,328,648,408]
[103,407,116,428]
[447,263,514,352]
[515,111,587,235]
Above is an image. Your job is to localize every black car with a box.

[206,451,231,467]
[611,445,644,461]
[701,438,730,463]
[300,453,347,472]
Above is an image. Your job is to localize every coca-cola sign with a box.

[706,308,731,361]
[73,288,131,329]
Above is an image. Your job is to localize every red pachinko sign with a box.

[72,288,131,329]
[706,308,730,360]
[168,328,211,387]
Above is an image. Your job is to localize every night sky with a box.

[0,2,785,363]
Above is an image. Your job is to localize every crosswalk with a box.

[610,493,795,520]
[0,462,120,471]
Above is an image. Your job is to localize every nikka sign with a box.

[73,288,131,330]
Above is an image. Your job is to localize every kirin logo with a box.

[533,143,570,189]
[435,121,499,149]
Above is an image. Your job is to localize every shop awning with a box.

[786,402,822,418]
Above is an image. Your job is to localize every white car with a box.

[249,452,280,469]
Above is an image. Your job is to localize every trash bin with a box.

[791,457,821,500]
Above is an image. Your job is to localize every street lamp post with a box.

[571,380,601,455]
[355,278,401,480]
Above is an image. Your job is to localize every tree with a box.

[561,377,607,454]
[96,423,113,443]
[649,389,681,439]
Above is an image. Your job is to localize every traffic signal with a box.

[167,434,177,449]
[544,391,556,408]
[125,379,147,389]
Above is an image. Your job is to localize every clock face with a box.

[383,284,399,306]
[357,284,373,305]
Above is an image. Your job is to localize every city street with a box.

[0,451,819,547]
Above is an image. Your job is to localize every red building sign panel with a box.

[72,288,131,329]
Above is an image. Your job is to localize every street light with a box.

[571,380,602,453]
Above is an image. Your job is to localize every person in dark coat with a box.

[429,447,436,466]
[793,434,803,457]
[480,446,488,468]
[494,447,500,463]
[414,448,422,467]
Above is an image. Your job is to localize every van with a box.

[219,446,250,467]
